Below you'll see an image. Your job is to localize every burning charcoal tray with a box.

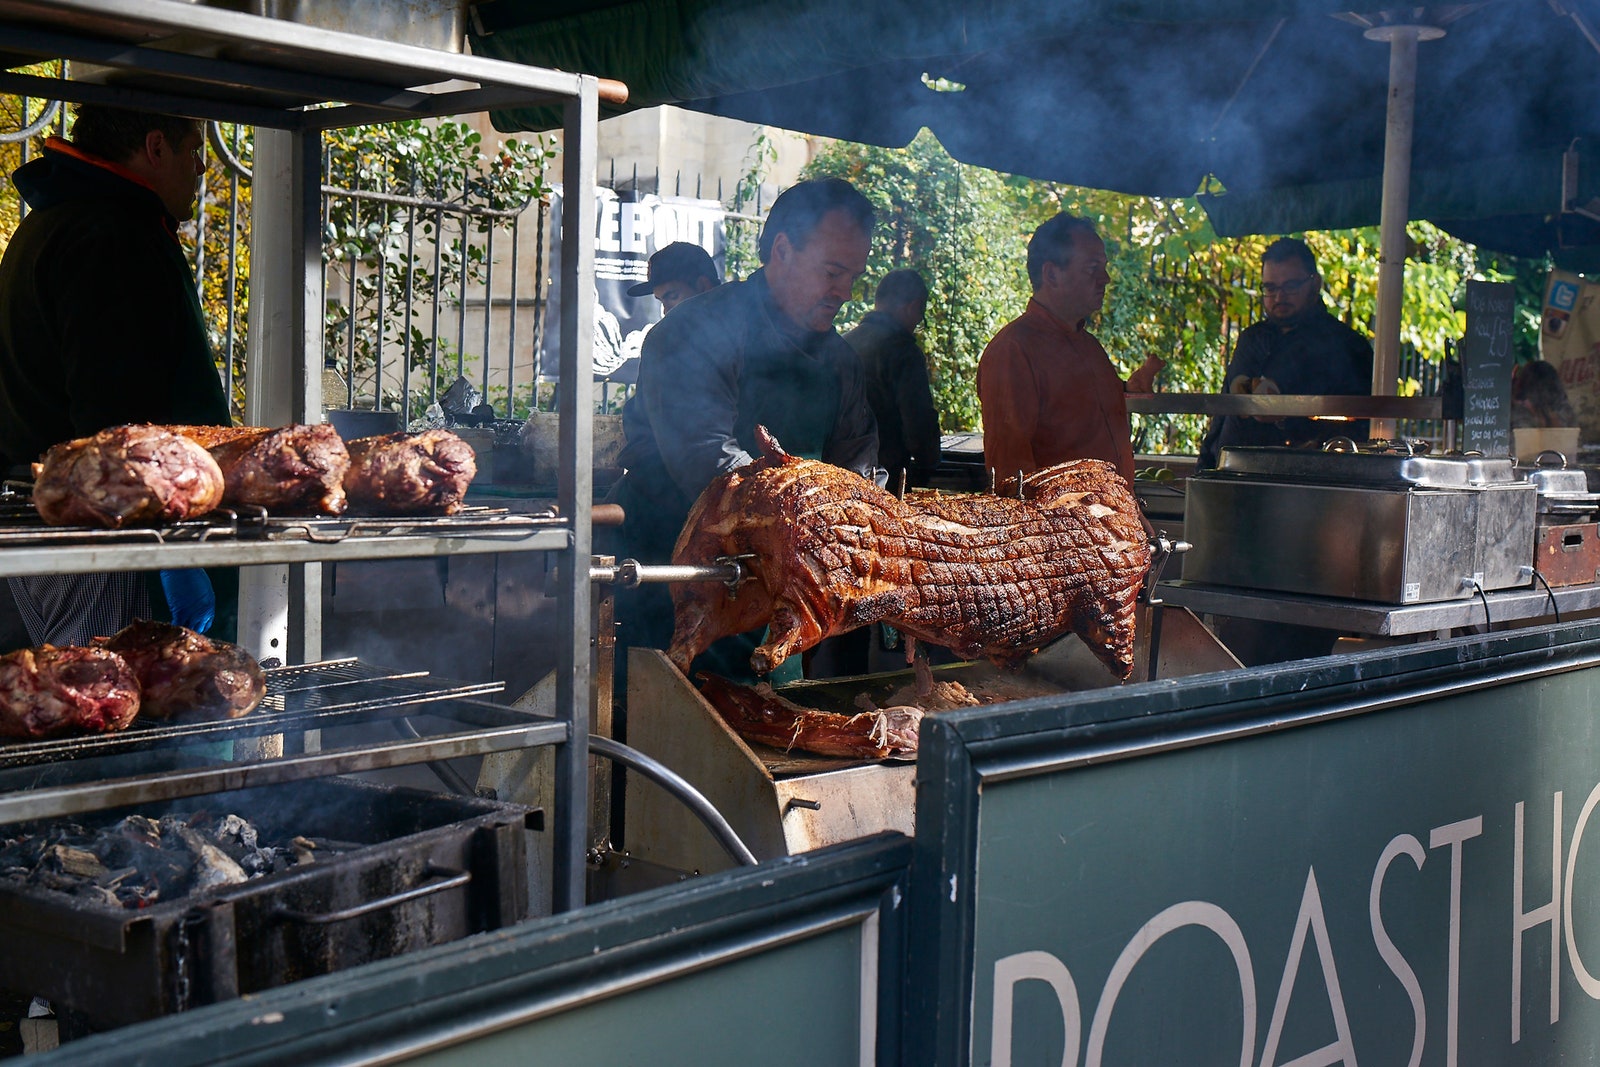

[0,659,505,771]
[0,775,534,1032]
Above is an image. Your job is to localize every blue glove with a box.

[159,568,217,633]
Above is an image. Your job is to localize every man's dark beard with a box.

[1270,301,1323,330]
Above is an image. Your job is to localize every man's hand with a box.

[1249,376,1282,422]
[1125,354,1166,394]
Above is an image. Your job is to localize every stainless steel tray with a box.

[1214,447,1519,488]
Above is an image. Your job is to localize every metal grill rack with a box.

[0,0,603,911]
[0,659,505,772]
[0,661,566,825]
[0,500,572,576]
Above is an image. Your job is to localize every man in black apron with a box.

[612,178,881,685]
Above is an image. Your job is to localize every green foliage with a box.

[198,124,253,418]
[725,128,778,281]
[803,131,1029,430]
[803,132,1553,453]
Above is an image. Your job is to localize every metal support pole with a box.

[553,77,598,913]
[1365,21,1441,441]
[239,130,294,668]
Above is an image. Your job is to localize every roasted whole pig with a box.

[0,645,141,739]
[32,425,225,528]
[344,430,477,515]
[668,427,1151,680]
[98,620,266,721]
[698,673,921,760]
[170,424,349,515]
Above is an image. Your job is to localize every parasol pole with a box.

[1360,14,1446,440]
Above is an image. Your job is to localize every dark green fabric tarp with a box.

[468,0,1600,261]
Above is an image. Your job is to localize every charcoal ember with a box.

[174,824,247,891]
[41,843,107,880]
[0,645,141,739]
[31,424,225,528]
[176,424,350,516]
[97,621,266,722]
[343,430,477,515]
[213,813,280,876]
[0,810,293,907]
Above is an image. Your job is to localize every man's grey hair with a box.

[758,178,875,264]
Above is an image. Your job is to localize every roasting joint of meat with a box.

[170,423,350,515]
[698,673,921,760]
[0,644,141,739]
[97,620,266,722]
[344,430,477,515]
[668,427,1151,680]
[32,424,225,528]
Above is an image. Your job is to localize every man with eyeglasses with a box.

[1196,237,1373,470]
[0,104,231,646]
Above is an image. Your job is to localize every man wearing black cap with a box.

[627,241,721,316]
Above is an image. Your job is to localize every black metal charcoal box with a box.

[0,776,535,1031]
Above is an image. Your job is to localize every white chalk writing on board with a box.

[1460,281,1515,457]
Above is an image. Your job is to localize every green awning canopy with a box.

[468,0,1600,261]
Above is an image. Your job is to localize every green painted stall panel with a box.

[409,923,870,1067]
[974,671,1600,1064]
[908,620,1600,1066]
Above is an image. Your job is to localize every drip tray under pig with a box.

[622,612,1238,878]
[623,650,1069,878]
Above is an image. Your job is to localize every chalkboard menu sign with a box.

[1460,279,1515,456]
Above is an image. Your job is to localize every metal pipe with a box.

[393,717,477,796]
[1364,21,1442,440]
[587,735,758,867]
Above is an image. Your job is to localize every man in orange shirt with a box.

[977,214,1162,487]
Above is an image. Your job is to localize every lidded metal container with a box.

[1520,450,1600,522]
[1185,445,1536,604]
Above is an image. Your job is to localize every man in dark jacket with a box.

[0,105,231,644]
[611,177,879,679]
[1197,237,1374,470]
[845,269,941,490]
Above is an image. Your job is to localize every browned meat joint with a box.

[0,645,141,739]
[171,424,350,515]
[698,673,921,760]
[32,424,225,528]
[97,620,266,722]
[669,426,1151,680]
[344,430,477,515]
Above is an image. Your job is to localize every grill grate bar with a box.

[0,492,561,549]
[0,660,505,770]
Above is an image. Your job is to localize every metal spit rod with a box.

[590,556,750,592]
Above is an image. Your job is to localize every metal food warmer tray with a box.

[0,776,534,1032]
[1184,446,1536,604]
